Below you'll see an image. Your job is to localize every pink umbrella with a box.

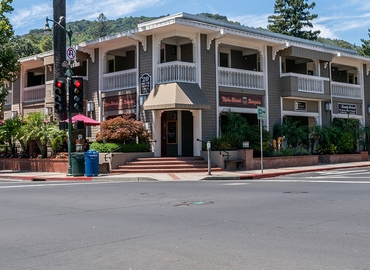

[65,114,101,126]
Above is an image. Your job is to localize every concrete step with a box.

[110,156,222,174]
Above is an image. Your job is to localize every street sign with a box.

[66,47,76,61]
[257,106,266,120]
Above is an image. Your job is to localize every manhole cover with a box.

[174,201,214,207]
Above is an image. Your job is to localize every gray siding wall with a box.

[139,36,153,126]
[364,64,370,126]
[200,34,217,141]
[321,101,331,126]
[267,46,282,131]
[85,48,100,140]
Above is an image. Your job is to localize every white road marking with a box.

[219,183,250,186]
[0,181,116,189]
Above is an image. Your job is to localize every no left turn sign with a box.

[66,47,76,61]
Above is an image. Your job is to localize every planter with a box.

[201,150,240,170]
[0,157,68,173]
[101,152,154,172]
[252,155,319,170]
[318,151,368,164]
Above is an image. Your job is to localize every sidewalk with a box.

[1,161,370,182]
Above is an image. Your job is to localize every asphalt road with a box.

[1,169,370,270]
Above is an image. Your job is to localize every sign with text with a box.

[338,103,357,115]
[257,106,266,120]
[140,73,151,95]
[103,93,136,111]
[294,100,307,111]
[219,92,263,108]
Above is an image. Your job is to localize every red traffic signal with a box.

[54,78,67,114]
[70,77,84,113]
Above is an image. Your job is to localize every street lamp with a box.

[44,16,74,176]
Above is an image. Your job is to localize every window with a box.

[220,52,229,67]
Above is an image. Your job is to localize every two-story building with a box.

[5,12,370,157]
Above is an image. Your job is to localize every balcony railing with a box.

[157,61,196,84]
[24,85,45,102]
[281,73,327,94]
[218,67,264,90]
[332,82,362,99]
[103,69,137,92]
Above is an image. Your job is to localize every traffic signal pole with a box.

[44,16,74,176]
[66,76,73,175]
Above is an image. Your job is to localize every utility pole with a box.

[53,0,66,93]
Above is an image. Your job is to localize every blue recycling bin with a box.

[85,150,99,176]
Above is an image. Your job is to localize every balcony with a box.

[24,85,45,103]
[331,82,361,99]
[218,67,264,90]
[157,61,196,84]
[103,69,137,92]
[281,73,330,99]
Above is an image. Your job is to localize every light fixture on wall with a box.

[367,105,370,114]
[11,111,18,118]
[45,107,52,115]
[242,141,250,148]
[87,101,95,112]
[325,102,332,112]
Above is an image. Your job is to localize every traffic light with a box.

[54,78,67,114]
[70,77,83,112]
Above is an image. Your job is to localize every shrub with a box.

[268,145,310,157]
[90,142,150,153]
[315,144,338,155]
[96,114,151,143]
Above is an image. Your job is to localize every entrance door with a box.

[161,111,178,157]
[161,111,194,157]
[181,111,193,156]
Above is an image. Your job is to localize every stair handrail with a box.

[220,149,230,160]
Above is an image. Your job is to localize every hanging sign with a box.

[140,73,151,95]
[66,47,76,61]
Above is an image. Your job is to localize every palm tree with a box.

[0,115,23,153]
[22,112,57,157]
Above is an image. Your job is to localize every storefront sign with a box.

[219,92,262,108]
[294,101,307,111]
[338,103,357,115]
[103,93,136,111]
[140,73,151,95]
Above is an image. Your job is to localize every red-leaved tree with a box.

[96,114,150,143]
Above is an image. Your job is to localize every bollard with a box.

[207,141,211,175]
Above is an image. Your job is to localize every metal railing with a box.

[332,82,362,99]
[281,73,327,94]
[23,85,45,102]
[218,67,264,90]
[102,69,137,92]
[157,61,196,83]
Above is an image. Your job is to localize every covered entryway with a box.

[143,82,210,157]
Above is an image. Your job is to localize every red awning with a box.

[65,114,101,126]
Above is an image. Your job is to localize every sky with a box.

[8,0,370,46]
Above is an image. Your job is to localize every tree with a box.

[0,0,20,106]
[39,35,53,52]
[267,0,321,40]
[22,112,57,158]
[89,13,111,39]
[0,115,23,153]
[359,29,370,57]
[96,114,150,143]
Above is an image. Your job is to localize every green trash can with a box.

[71,152,85,176]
